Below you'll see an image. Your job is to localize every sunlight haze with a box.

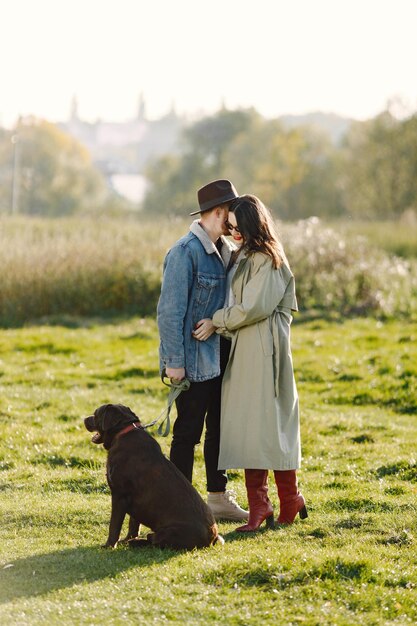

[1,0,417,127]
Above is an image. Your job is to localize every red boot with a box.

[236,469,274,532]
[274,470,308,524]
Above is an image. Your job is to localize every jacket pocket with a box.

[195,275,220,306]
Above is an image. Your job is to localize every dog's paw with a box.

[101,541,117,549]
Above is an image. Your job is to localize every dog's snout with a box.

[84,415,96,432]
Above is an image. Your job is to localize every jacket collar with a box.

[189,220,235,267]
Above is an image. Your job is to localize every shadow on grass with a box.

[220,526,277,543]
[0,313,155,330]
[0,543,178,603]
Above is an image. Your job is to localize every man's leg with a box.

[205,338,248,521]
[204,373,227,492]
[170,380,211,483]
[205,337,230,490]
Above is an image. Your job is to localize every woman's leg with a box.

[236,469,274,532]
[274,470,308,524]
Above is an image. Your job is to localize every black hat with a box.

[190,179,239,216]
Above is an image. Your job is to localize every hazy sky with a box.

[1,0,417,127]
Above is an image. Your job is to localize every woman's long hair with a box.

[230,195,284,268]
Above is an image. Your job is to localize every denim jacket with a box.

[157,220,235,382]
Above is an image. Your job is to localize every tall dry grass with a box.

[0,215,415,326]
[335,217,417,259]
[283,218,416,317]
[0,216,185,326]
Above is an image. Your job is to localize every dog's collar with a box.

[115,422,142,440]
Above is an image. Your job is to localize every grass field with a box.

[0,316,416,625]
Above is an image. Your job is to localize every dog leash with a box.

[143,370,190,437]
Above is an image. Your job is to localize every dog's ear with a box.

[95,404,140,433]
[115,405,140,423]
[99,404,118,432]
[93,404,116,432]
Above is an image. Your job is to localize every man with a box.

[157,179,248,521]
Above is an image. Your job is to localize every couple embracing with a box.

[157,180,307,532]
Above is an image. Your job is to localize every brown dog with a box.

[84,404,223,550]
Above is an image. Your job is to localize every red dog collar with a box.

[115,422,141,440]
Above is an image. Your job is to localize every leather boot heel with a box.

[236,469,274,532]
[265,514,275,529]
[236,509,274,533]
[299,505,308,520]
[274,470,308,524]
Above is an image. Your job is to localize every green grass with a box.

[0,317,416,625]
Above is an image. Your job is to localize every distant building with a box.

[59,94,184,203]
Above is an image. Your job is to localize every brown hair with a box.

[229,195,284,268]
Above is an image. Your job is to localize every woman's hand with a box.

[192,318,216,341]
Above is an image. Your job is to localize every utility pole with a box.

[11,133,20,215]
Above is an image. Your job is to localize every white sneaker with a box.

[207,490,249,521]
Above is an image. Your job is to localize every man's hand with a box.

[192,319,216,341]
[165,367,185,381]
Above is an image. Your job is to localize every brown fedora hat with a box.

[190,179,239,216]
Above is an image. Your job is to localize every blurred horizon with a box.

[1,0,417,129]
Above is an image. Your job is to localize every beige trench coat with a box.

[212,252,301,470]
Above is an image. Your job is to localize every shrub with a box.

[282,217,416,317]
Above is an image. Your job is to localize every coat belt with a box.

[270,307,292,398]
[271,316,280,398]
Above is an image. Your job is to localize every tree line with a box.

[143,107,417,221]
[0,118,125,217]
[1,108,416,220]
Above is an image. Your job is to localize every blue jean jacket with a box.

[157,221,234,382]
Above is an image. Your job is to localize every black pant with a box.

[170,337,231,492]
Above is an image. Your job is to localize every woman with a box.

[193,194,307,532]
